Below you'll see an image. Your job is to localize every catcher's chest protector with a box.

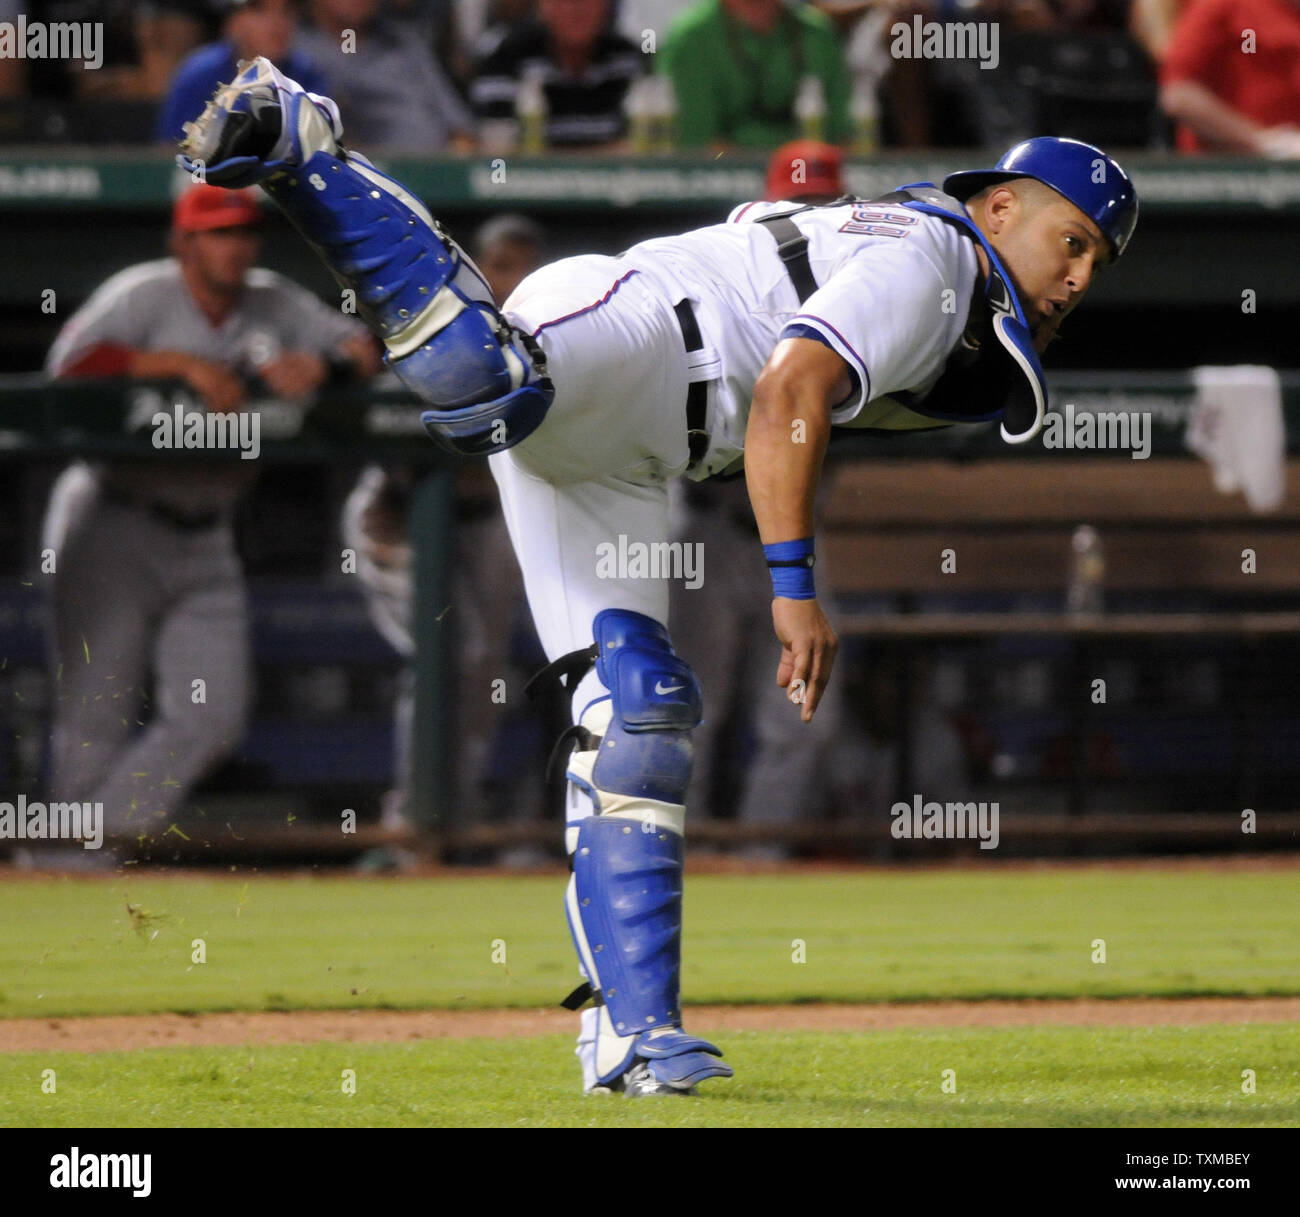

[877,185,1048,443]
[770,185,1049,443]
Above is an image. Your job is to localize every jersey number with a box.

[839,205,917,239]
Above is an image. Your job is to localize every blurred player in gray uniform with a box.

[42,183,378,857]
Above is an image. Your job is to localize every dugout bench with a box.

[806,373,1300,852]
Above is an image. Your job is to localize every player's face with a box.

[994,195,1111,345]
[227,0,296,63]
[318,0,380,26]
[184,228,262,294]
[539,0,609,48]
[477,239,543,305]
[723,0,784,33]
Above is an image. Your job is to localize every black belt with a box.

[672,217,817,474]
[674,298,710,470]
[101,485,223,532]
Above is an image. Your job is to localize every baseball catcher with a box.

[179,58,1137,1096]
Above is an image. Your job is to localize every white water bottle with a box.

[850,80,879,156]
[653,74,678,154]
[794,75,826,142]
[516,66,548,155]
[624,77,652,154]
[1067,525,1105,615]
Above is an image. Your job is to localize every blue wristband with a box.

[764,537,816,600]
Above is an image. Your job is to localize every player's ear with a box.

[985,186,1018,235]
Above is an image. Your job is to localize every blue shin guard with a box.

[562,610,732,1092]
[571,813,684,1036]
[259,152,466,345]
[260,153,552,456]
[177,58,551,456]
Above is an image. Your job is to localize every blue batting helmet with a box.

[942,137,1139,260]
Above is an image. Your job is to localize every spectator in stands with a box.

[809,0,922,147]
[1130,0,1196,62]
[887,0,1148,149]
[36,184,378,866]
[135,1,215,99]
[1159,0,1300,155]
[297,0,475,151]
[17,0,210,101]
[157,0,329,144]
[458,0,540,63]
[471,0,644,149]
[472,213,549,300]
[662,0,851,149]
[386,0,477,85]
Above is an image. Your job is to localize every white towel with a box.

[1187,365,1286,513]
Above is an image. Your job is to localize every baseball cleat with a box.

[583,1031,735,1097]
[622,1062,697,1098]
[178,56,343,187]
[583,1062,696,1098]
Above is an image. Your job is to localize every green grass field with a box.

[0,868,1295,1017]
[3,1026,1296,1128]
[1,866,1297,1127]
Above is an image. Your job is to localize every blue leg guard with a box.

[561,610,733,1093]
[261,153,553,457]
[176,56,551,457]
[259,151,470,345]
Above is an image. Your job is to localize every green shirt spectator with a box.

[662,0,851,149]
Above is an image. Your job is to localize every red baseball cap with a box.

[172,184,264,233]
[765,140,845,203]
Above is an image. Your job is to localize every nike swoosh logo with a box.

[654,680,686,695]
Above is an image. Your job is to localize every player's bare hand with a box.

[771,596,837,724]
[258,351,327,400]
[182,358,245,411]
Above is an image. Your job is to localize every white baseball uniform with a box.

[491,199,978,722]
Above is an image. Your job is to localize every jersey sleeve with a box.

[45,271,151,375]
[727,200,768,223]
[779,242,960,425]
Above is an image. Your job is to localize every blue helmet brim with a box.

[942,161,1137,262]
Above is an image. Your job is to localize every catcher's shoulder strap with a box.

[752,208,819,303]
[751,191,907,305]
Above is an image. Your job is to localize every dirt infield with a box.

[3,997,1297,1054]
[5,852,1298,885]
